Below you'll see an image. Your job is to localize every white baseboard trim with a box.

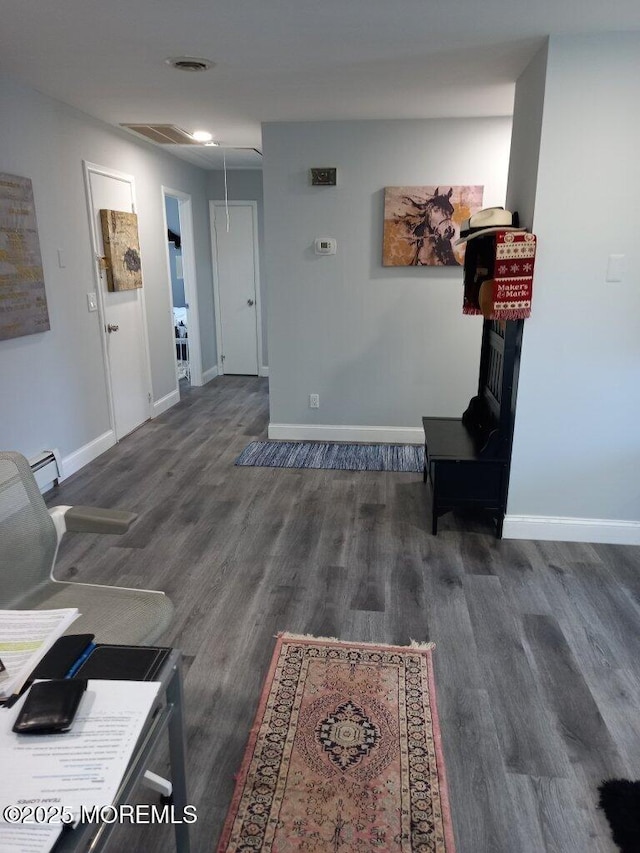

[153,389,180,417]
[503,514,640,545]
[202,365,219,385]
[268,423,424,445]
[60,430,115,481]
[259,365,269,377]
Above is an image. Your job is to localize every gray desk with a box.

[55,649,189,853]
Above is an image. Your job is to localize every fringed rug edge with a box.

[279,631,435,652]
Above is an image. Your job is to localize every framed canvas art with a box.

[382,185,484,267]
[100,209,143,291]
[0,172,50,340]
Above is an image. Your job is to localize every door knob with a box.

[247,299,255,306]
[107,323,119,333]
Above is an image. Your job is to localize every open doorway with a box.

[162,187,202,389]
[165,196,189,384]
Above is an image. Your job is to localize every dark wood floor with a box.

[47,376,640,853]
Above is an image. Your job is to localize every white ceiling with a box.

[1,0,639,169]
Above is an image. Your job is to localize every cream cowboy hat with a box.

[456,207,524,245]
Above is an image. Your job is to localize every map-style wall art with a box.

[100,209,143,291]
[0,173,50,341]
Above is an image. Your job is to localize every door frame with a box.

[209,200,263,376]
[161,187,203,387]
[82,161,153,438]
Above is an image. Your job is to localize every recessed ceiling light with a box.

[192,130,213,142]
[165,56,215,72]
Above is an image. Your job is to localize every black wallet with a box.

[12,679,87,734]
[30,634,95,680]
[72,645,170,681]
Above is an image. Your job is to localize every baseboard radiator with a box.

[29,450,62,492]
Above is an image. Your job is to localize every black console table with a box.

[422,319,523,537]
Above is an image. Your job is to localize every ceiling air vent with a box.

[121,124,200,145]
[165,56,215,72]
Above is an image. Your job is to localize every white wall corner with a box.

[267,423,424,445]
[259,366,269,377]
[60,431,116,481]
[503,514,640,546]
[153,388,180,417]
[201,365,219,385]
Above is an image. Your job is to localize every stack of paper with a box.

[0,609,79,699]
[0,679,162,853]
[0,823,63,853]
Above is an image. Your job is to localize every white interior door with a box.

[211,201,261,375]
[85,164,152,440]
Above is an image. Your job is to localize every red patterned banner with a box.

[490,231,536,319]
[463,230,537,320]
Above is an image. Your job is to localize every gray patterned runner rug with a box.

[235,441,424,473]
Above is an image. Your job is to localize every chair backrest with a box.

[0,451,58,608]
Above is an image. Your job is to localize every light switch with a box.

[606,254,626,282]
[57,249,66,269]
[87,292,98,312]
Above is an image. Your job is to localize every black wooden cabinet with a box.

[422,319,523,537]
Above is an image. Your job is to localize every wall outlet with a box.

[309,393,320,409]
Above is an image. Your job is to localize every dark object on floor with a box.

[598,779,640,852]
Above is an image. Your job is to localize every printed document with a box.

[0,680,161,817]
[0,610,79,699]
[0,823,63,853]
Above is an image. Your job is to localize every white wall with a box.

[505,42,548,231]
[262,118,512,441]
[0,73,215,468]
[207,169,267,368]
[505,34,640,543]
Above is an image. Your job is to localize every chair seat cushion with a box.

[18,582,174,646]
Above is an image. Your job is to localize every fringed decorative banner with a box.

[489,231,536,320]
[463,230,537,320]
[490,231,536,320]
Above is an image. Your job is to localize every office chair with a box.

[0,451,174,645]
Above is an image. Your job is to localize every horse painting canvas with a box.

[382,185,483,267]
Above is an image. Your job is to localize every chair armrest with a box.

[63,506,138,534]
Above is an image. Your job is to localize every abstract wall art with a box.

[0,173,50,340]
[100,209,143,291]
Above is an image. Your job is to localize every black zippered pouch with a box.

[12,679,87,734]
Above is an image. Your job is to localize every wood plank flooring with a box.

[46,376,640,852]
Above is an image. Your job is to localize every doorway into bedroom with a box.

[163,188,203,391]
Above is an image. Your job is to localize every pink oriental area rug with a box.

[216,633,456,852]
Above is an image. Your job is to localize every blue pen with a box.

[65,642,96,678]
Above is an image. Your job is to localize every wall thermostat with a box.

[314,238,337,255]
